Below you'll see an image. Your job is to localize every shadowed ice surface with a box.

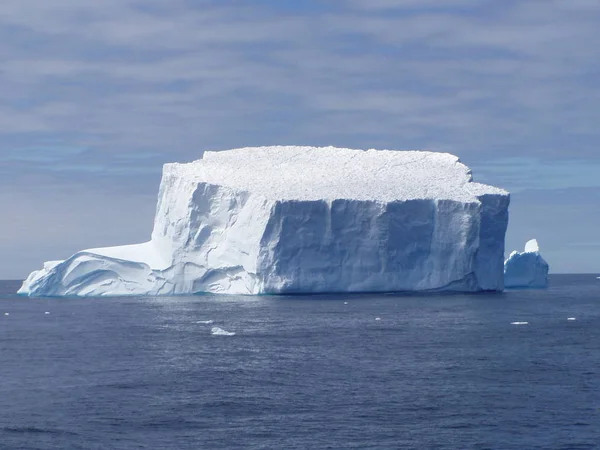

[1,275,599,449]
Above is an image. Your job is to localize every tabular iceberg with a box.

[504,239,549,288]
[19,146,510,297]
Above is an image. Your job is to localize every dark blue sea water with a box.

[1,275,599,449]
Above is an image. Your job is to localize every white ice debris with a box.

[504,239,549,289]
[19,146,509,297]
[511,322,529,325]
[211,327,236,336]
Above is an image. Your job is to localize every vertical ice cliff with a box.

[19,146,510,297]
[504,239,549,288]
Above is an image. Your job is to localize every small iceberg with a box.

[511,321,529,325]
[211,327,236,336]
[504,239,549,288]
[567,317,576,321]
[196,320,214,324]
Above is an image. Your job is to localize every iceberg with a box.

[504,239,549,288]
[19,146,510,297]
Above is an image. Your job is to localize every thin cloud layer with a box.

[1,0,598,166]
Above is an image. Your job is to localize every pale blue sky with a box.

[2,0,600,278]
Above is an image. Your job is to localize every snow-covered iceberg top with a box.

[19,146,510,297]
[169,146,506,202]
[504,239,549,288]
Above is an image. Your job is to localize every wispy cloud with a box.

[0,0,599,165]
[470,157,600,192]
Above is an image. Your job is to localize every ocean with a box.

[1,275,599,449]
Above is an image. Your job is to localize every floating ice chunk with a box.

[4,313,8,316]
[45,312,50,315]
[344,302,348,305]
[567,317,576,321]
[504,239,549,288]
[211,327,236,336]
[19,146,510,297]
[511,321,529,325]
[375,317,381,321]
[196,320,214,324]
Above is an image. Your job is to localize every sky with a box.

[1,0,600,278]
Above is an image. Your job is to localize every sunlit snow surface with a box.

[19,146,510,297]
